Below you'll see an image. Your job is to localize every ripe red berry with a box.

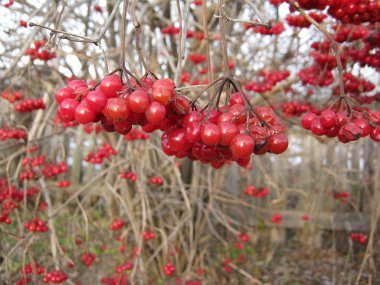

[59,99,80,121]
[201,123,221,146]
[301,113,317,130]
[230,133,255,158]
[55,87,74,104]
[87,90,107,112]
[75,100,98,124]
[218,122,239,146]
[145,102,166,125]
[152,79,175,105]
[370,126,380,142]
[352,119,371,137]
[128,90,150,113]
[310,118,326,136]
[100,74,122,98]
[168,129,192,152]
[268,133,288,154]
[320,109,336,129]
[102,98,130,121]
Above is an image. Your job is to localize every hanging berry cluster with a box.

[1,90,23,102]
[55,71,289,168]
[301,98,380,143]
[42,270,68,284]
[14,98,46,113]
[0,126,27,141]
[25,40,56,62]
[246,70,290,93]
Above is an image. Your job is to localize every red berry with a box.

[301,113,317,130]
[145,102,166,125]
[370,125,380,142]
[59,99,80,121]
[55,88,74,104]
[168,129,192,152]
[100,74,122,98]
[87,90,107,112]
[218,122,239,146]
[268,133,288,154]
[151,79,175,105]
[230,133,255,158]
[320,109,336,129]
[102,98,130,121]
[311,118,326,136]
[201,123,221,146]
[128,90,150,113]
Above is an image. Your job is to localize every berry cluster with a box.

[291,0,327,10]
[16,277,31,285]
[281,101,315,117]
[302,109,380,143]
[57,180,70,188]
[109,219,124,231]
[286,12,327,28]
[161,25,180,35]
[42,270,68,284]
[328,1,380,24]
[25,40,56,62]
[21,262,45,275]
[244,185,270,198]
[333,191,350,202]
[115,262,133,273]
[341,72,375,94]
[271,213,283,224]
[163,262,176,277]
[19,169,37,181]
[149,176,164,185]
[298,65,333,86]
[0,211,11,224]
[41,162,68,179]
[55,73,289,168]
[26,186,39,197]
[186,30,205,40]
[84,143,118,164]
[56,76,190,137]
[349,232,367,244]
[189,53,207,64]
[14,98,46,113]
[334,24,369,43]
[1,90,23,102]
[345,45,380,69]
[21,155,46,167]
[3,0,14,8]
[162,99,288,168]
[0,126,27,141]
[246,70,290,93]
[119,171,137,181]
[143,231,156,240]
[252,22,285,35]
[82,253,96,267]
[24,218,49,232]
[310,50,346,69]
